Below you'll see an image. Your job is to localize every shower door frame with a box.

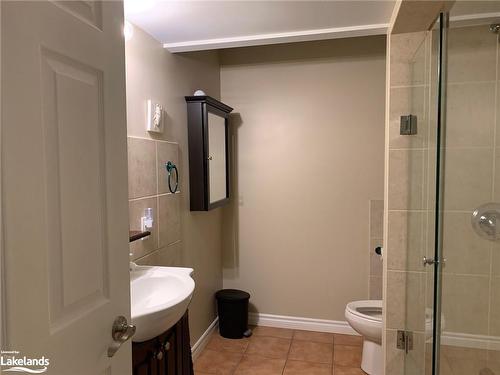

[431,11,448,375]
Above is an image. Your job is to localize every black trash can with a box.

[215,289,251,339]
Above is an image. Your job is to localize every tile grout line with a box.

[280,329,298,375]
[387,209,473,212]
[331,333,335,373]
[155,141,160,250]
[129,191,181,202]
[128,135,179,145]
[132,239,183,263]
[389,146,498,151]
[231,331,251,375]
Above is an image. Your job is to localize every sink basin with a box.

[130,264,195,342]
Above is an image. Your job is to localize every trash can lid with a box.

[215,289,250,301]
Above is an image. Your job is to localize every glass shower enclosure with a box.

[398,3,500,375]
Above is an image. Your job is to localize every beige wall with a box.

[220,37,386,321]
[125,25,222,343]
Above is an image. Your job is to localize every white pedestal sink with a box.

[130,264,195,342]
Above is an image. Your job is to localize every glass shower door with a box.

[433,4,500,375]
[387,5,500,374]
[387,19,440,375]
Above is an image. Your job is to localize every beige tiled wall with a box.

[369,200,383,299]
[438,24,500,375]
[125,24,224,343]
[385,29,432,375]
[128,137,181,262]
[385,23,500,375]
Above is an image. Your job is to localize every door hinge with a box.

[397,330,413,354]
[400,114,418,135]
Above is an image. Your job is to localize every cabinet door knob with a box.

[155,350,163,361]
[207,156,213,160]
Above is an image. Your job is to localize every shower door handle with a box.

[422,257,447,267]
[422,256,435,266]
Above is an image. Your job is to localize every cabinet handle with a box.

[207,156,213,160]
[164,342,171,351]
[155,350,163,361]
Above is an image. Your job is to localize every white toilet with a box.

[345,300,382,375]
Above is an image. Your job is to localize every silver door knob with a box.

[107,316,136,357]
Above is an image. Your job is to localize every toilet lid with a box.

[346,300,382,322]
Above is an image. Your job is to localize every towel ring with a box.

[165,161,179,194]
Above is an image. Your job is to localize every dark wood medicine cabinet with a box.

[186,96,233,211]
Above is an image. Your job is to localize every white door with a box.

[2,1,132,374]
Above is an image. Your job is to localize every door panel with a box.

[53,1,103,30]
[2,1,131,374]
[41,47,110,331]
[436,6,500,375]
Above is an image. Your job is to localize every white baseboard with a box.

[441,331,500,351]
[191,317,218,361]
[249,312,358,336]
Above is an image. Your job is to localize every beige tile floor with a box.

[194,326,367,375]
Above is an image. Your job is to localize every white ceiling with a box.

[124,1,396,52]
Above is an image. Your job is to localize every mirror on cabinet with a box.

[186,96,233,211]
[207,112,227,204]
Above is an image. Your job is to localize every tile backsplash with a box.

[128,136,181,262]
[127,137,157,199]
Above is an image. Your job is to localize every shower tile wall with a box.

[385,30,432,375]
[369,200,383,299]
[385,24,500,375]
[128,136,182,266]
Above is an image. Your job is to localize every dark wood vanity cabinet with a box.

[186,96,233,211]
[132,312,193,375]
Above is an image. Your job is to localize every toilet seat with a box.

[346,300,382,323]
